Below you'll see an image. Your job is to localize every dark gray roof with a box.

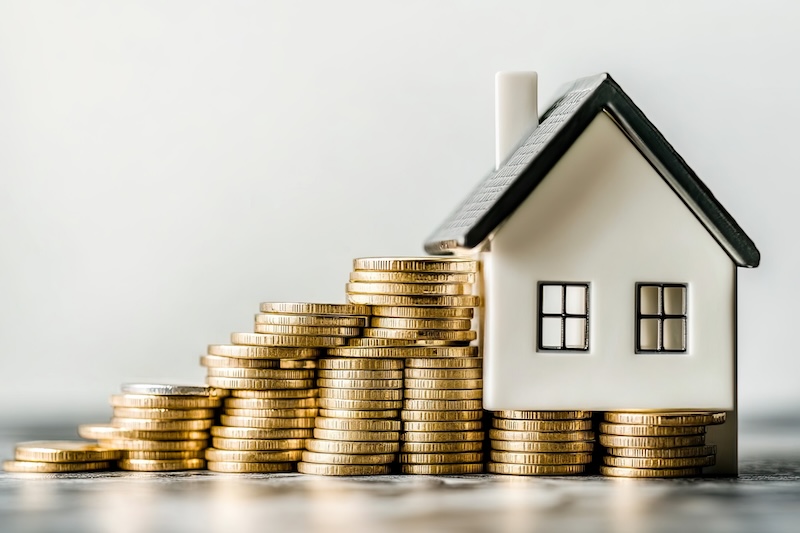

[423,73,760,268]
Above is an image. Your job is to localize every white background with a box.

[0,1,797,423]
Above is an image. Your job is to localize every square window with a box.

[636,283,688,353]
[541,285,563,314]
[538,282,589,351]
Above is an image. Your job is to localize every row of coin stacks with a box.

[487,411,595,475]
[3,441,120,473]
[78,384,220,471]
[201,302,369,473]
[599,411,724,478]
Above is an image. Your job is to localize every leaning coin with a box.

[297,462,390,476]
[402,431,485,443]
[491,440,595,453]
[304,439,399,455]
[219,415,315,429]
[493,419,592,432]
[211,438,307,451]
[98,439,208,452]
[315,418,400,431]
[301,451,395,465]
[400,452,484,464]
[3,460,112,473]
[599,423,705,437]
[121,383,223,397]
[400,441,484,453]
[371,306,474,319]
[603,455,716,469]
[599,465,702,478]
[598,434,706,448]
[401,410,483,422]
[111,418,213,431]
[489,429,594,442]
[488,463,585,476]
[207,461,293,473]
[318,408,399,419]
[258,302,370,316]
[14,441,120,463]
[403,421,483,432]
[318,358,403,370]
[110,394,222,409]
[604,411,726,426]
[401,464,483,475]
[313,428,399,442]
[205,448,302,463]
[490,450,593,465]
[495,411,592,420]
[210,426,312,440]
[208,344,319,359]
[606,445,716,459]
[200,355,279,369]
[118,458,205,471]
[352,257,478,273]
[112,407,215,420]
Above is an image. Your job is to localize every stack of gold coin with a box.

[3,441,119,473]
[205,302,369,473]
[79,383,222,472]
[400,356,485,474]
[487,411,595,475]
[599,411,724,478]
[346,257,479,349]
[298,355,404,476]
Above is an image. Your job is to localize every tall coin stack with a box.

[344,257,484,475]
[203,302,368,473]
[487,411,594,475]
[598,411,724,478]
[79,383,220,471]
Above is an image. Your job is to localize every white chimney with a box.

[495,71,539,170]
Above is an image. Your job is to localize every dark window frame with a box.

[537,282,590,351]
[635,282,688,353]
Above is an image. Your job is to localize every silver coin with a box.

[121,383,222,397]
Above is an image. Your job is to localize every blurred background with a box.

[0,1,796,426]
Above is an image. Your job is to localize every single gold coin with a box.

[404,368,482,380]
[599,465,702,478]
[110,394,221,409]
[318,408,399,419]
[598,434,706,448]
[118,458,205,471]
[206,377,315,390]
[606,445,717,459]
[489,429,594,442]
[604,455,715,469]
[305,439,400,455]
[207,461,293,473]
[313,428,399,442]
[604,411,727,426]
[319,358,403,370]
[231,332,345,348]
[254,323,361,337]
[111,418,213,431]
[495,411,592,420]
[98,439,208,452]
[372,317,473,331]
[317,398,403,411]
[346,282,473,296]
[112,407,215,420]
[400,452,484,464]
[297,462,390,476]
[347,337,412,347]
[490,450,593,465]
[348,293,481,307]
[280,359,317,369]
[402,431,485,443]
[364,328,477,342]
[401,463,483,475]
[319,388,403,401]
[200,354,279,369]
[3,460,112,473]
[231,389,317,399]
[405,356,482,368]
[371,306,474,319]
[491,440,595,453]
[205,448,302,463]
[317,369,403,380]
[208,344,319,359]
[210,426,312,440]
[259,302,370,316]
[225,397,317,409]
[315,418,401,432]
[404,378,483,390]
[350,271,475,284]
[402,410,483,422]
[328,346,478,359]
[14,441,120,463]
[403,399,483,411]
[224,407,318,418]
[220,415,315,429]
[301,451,395,465]
[120,450,205,461]
[211,438,307,451]
[404,389,482,400]
[317,378,404,390]
[400,441,484,453]
[488,462,586,476]
[404,421,483,432]
[206,367,314,380]
[120,383,225,397]
[599,422,705,437]
[255,313,366,327]
[493,419,593,432]
[353,257,478,273]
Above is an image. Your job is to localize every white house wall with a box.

[483,111,736,412]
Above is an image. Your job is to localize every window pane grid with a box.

[538,282,589,351]
[636,283,687,353]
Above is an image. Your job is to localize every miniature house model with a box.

[424,72,760,474]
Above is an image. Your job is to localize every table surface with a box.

[1,418,799,533]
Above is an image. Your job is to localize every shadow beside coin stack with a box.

[598,411,724,478]
[203,302,368,473]
[79,384,220,471]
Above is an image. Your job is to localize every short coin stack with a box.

[488,411,595,475]
[79,383,220,471]
[204,302,368,473]
[599,411,724,478]
[3,441,119,473]
[298,355,403,476]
